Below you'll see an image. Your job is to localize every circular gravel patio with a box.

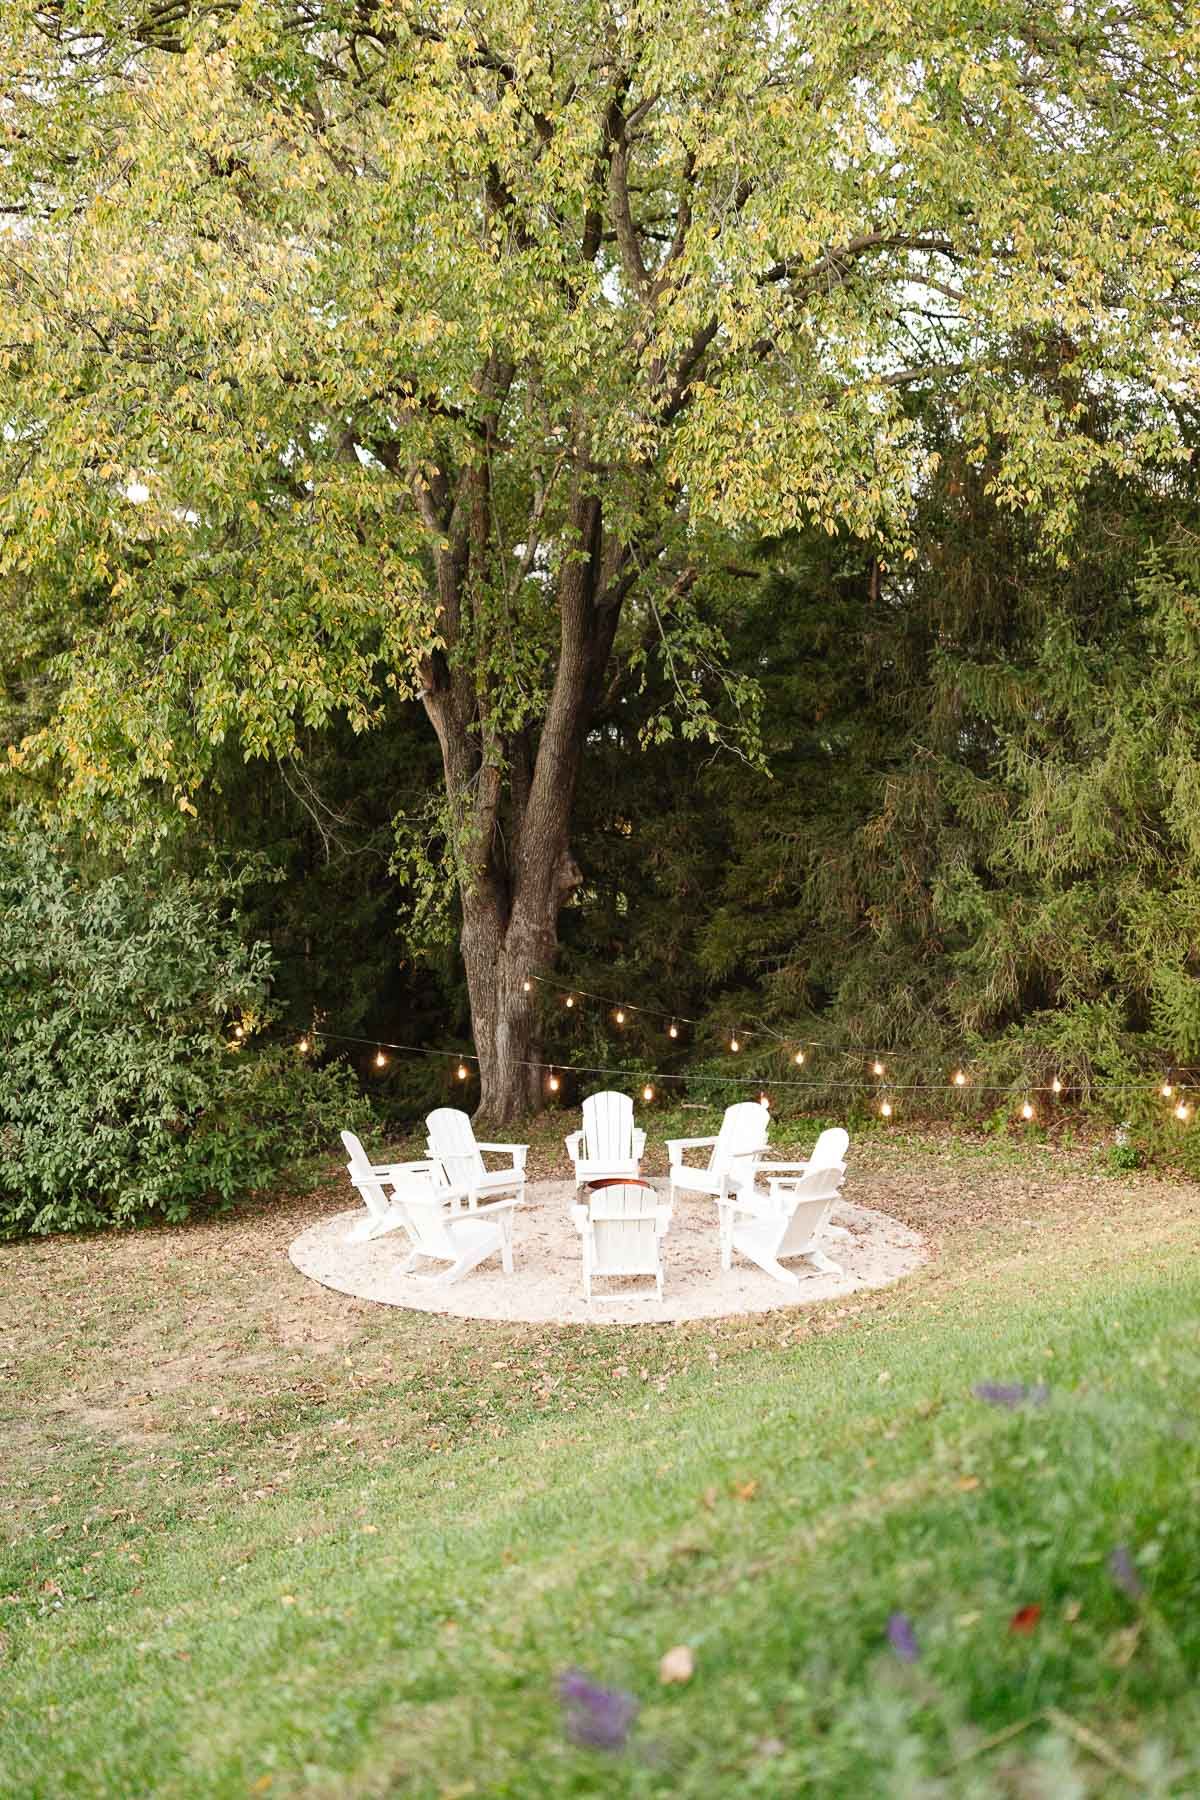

[288,1177,925,1324]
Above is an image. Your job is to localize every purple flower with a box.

[557,1668,639,1751]
[1108,1546,1144,1599]
[973,1382,1050,1409]
[886,1612,920,1663]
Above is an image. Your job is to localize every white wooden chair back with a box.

[341,1130,394,1226]
[774,1165,844,1259]
[386,1167,462,1261]
[581,1091,636,1165]
[426,1107,486,1189]
[588,1181,662,1276]
[710,1101,770,1179]
[809,1127,849,1170]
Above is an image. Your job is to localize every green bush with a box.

[0,830,371,1236]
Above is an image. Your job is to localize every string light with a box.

[794,1049,805,1066]
[1161,1081,1174,1099]
[668,1022,679,1039]
[565,995,575,1009]
[953,1070,967,1087]
[547,1069,560,1093]
[1174,1099,1190,1122]
[1021,1100,1035,1120]
[615,1008,626,1025]
[374,1050,387,1070]
[872,1060,884,1077]
[456,1062,469,1081]
[1051,1076,1062,1095]
[880,1098,893,1118]
[298,1036,309,1054]
[234,1024,245,1040]
[642,1083,654,1102]
[759,1091,771,1108]
[729,1034,740,1053]
[522,978,532,993]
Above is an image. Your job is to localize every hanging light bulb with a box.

[872,1060,884,1077]
[642,1083,654,1103]
[1161,1081,1174,1099]
[1021,1100,1034,1120]
[457,1062,469,1081]
[374,1050,387,1070]
[547,1070,560,1093]
[298,1036,309,1054]
[953,1070,967,1087]
[565,995,574,1009]
[1051,1076,1063,1095]
[729,1033,740,1053]
[668,1022,679,1039]
[1175,1098,1190,1122]
[880,1098,893,1118]
[522,978,532,993]
[615,1008,626,1025]
[234,1023,245,1040]
[794,1049,805,1066]
[759,1091,771,1109]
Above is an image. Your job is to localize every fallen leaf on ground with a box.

[659,1644,695,1684]
[1109,1623,1142,1667]
[1009,1604,1042,1634]
[732,1479,758,1502]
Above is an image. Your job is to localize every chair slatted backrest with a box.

[588,1182,660,1274]
[341,1130,393,1225]
[392,1168,461,1259]
[775,1165,844,1259]
[426,1107,487,1189]
[582,1091,635,1166]
[809,1127,850,1170]
[710,1102,771,1178]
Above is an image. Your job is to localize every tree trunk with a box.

[420,484,616,1123]
[459,886,550,1124]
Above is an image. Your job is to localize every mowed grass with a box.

[2,1126,1200,1797]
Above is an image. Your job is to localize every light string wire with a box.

[264,1025,1195,1109]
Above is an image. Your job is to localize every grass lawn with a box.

[2,1118,1199,1796]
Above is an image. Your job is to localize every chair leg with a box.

[755,1255,801,1288]
[825,1223,852,1241]
[805,1248,844,1277]
[500,1212,514,1275]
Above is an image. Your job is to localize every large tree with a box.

[2,0,1198,1116]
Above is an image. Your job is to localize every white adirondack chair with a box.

[425,1108,528,1212]
[719,1162,846,1286]
[666,1101,770,1208]
[753,1127,853,1239]
[340,1133,514,1279]
[564,1090,647,1191]
[569,1180,672,1304]
[340,1131,464,1243]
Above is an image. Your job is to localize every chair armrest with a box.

[564,1131,583,1162]
[755,1159,811,1176]
[666,1136,718,1160]
[476,1143,529,1173]
[569,1203,589,1231]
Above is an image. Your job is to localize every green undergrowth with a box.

[3,1240,1199,1797]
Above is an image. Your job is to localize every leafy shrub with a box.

[0,830,372,1236]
